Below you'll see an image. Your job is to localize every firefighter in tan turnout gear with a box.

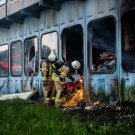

[40,52,57,105]
[52,60,81,107]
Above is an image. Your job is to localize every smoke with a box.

[88,18,115,53]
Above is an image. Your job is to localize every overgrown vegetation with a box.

[0,99,135,135]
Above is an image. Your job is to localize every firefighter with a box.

[40,52,57,105]
[52,60,81,107]
[52,57,67,70]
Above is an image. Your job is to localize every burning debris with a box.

[61,78,122,111]
[62,79,85,107]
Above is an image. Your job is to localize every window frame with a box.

[10,40,22,77]
[24,36,39,76]
[41,31,59,59]
[87,16,116,74]
[121,10,135,73]
[0,44,9,77]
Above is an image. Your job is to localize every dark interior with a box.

[62,24,83,75]
[122,10,135,72]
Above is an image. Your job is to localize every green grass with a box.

[0,99,135,135]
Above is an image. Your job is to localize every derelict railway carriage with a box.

[0,0,135,108]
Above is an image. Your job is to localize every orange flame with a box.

[93,101,100,106]
[62,88,84,107]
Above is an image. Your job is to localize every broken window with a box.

[121,10,135,72]
[41,32,58,59]
[10,41,22,76]
[0,44,9,77]
[24,37,39,76]
[88,17,116,73]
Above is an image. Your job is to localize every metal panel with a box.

[60,3,67,25]
[45,10,59,28]
[97,0,103,14]
[86,0,93,17]
[60,1,83,25]
[10,80,16,94]
[23,18,29,36]
[39,11,45,31]
[23,0,39,8]
[45,10,52,29]
[76,1,83,20]
[29,18,38,34]
[15,80,22,92]
[109,0,116,10]
[0,29,8,43]
[10,24,20,39]
[0,4,6,19]
[10,23,22,38]
[7,0,21,15]
[52,11,59,27]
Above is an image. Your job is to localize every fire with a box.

[62,79,85,107]
[93,101,100,106]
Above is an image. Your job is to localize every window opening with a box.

[10,41,22,76]
[122,10,135,72]
[88,17,116,73]
[24,37,39,76]
[0,45,9,77]
[41,32,58,58]
[61,25,83,75]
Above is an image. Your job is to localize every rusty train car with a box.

[0,0,135,107]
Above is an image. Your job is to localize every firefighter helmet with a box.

[48,53,56,62]
[71,60,81,70]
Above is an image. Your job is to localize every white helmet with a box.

[48,53,56,62]
[71,60,81,70]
